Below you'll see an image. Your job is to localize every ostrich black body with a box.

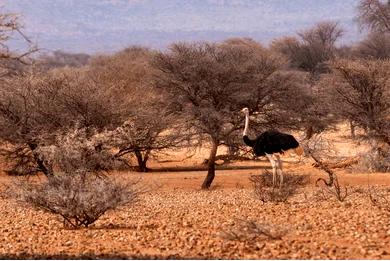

[243,130,299,156]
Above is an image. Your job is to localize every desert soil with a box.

[1,125,390,259]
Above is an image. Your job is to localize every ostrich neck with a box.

[243,112,250,136]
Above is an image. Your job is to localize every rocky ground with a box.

[1,125,389,259]
[1,169,390,259]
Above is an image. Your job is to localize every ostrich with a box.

[241,108,303,188]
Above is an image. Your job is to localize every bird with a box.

[241,107,303,188]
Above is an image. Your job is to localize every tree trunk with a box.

[350,120,356,139]
[201,139,218,189]
[27,142,53,177]
[134,149,149,172]
[305,126,314,140]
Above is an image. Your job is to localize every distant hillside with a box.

[4,0,362,54]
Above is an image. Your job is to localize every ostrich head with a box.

[241,107,249,115]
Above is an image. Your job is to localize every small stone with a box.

[63,241,72,247]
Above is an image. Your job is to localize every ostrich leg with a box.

[275,154,283,188]
[266,154,277,187]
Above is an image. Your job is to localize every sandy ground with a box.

[1,124,390,259]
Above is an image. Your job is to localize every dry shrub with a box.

[0,129,144,228]
[249,171,308,203]
[219,218,289,241]
[358,144,390,172]
[368,186,390,215]
[3,128,143,229]
[303,134,352,202]
[315,174,350,202]
[11,173,140,228]
[37,128,117,174]
[311,159,350,202]
[0,144,38,176]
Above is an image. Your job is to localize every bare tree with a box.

[274,70,338,140]
[0,71,64,176]
[109,106,183,172]
[0,45,182,175]
[357,0,390,33]
[0,67,130,176]
[354,32,390,59]
[271,21,344,76]
[87,47,183,172]
[326,58,390,144]
[0,10,37,76]
[87,46,152,90]
[152,39,304,189]
[271,22,344,139]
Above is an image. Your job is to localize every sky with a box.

[3,0,363,54]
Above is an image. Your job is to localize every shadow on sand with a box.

[148,164,271,173]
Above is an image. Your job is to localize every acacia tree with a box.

[87,47,182,172]
[107,106,183,172]
[0,68,130,176]
[152,39,303,189]
[0,46,180,175]
[0,71,67,176]
[325,58,390,144]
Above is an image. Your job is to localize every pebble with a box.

[0,181,390,259]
